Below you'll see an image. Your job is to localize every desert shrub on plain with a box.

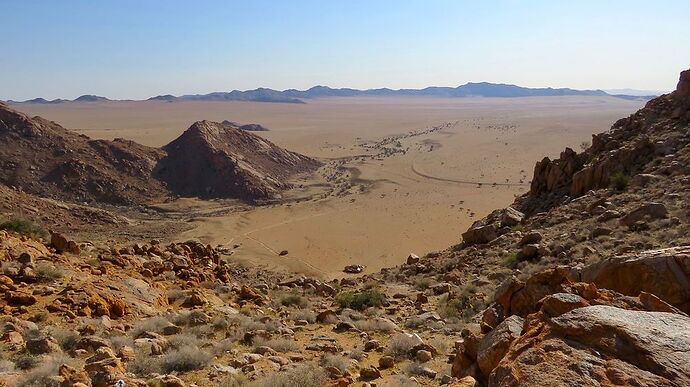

[404,361,428,376]
[289,309,316,323]
[354,318,396,333]
[335,289,386,310]
[130,316,171,337]
[46,326,79,351]
[349,348,366,361]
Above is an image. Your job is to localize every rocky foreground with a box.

[0,69,689,387]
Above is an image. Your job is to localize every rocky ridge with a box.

[0,103,319,206]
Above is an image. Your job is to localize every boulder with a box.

[579,246,690,313]
[620,202,668,227]
[538,293,589,317]
[84,347,125,387]
[519,232,543,246]
[360,366,381,381]
[477,315,524,376]
[490,306,690,386]
[462,224,498,245]
[379,356,395,369]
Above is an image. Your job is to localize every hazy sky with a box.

[2,0,689,100]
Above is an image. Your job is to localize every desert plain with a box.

[13,96,645,278]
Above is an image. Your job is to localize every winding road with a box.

[411,161,529,187]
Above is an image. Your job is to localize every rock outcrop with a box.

[157,120,320,202]
[523,68,690,213]
[451,247,690,386]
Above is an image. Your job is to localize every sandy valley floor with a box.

[15,96,645,278]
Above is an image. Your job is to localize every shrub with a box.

[253,338,299,353]
[130,316,171,338]
[354,318,396,333]
[502,253,518,267]
[289,309,316,323]
[320,354,350,373]
[404,361,428,376]
[0,359,14,372]
[19,354,73,387]
[47,326,79,351]
[414,278,432,290]
[438,285,487,322]
[249,364,327,387]
[0,218,47,240]
[160,346,212,373]
[280,292,308,308]
[335,289,386,311]
[126,349,162,376]
[35,262,64,282]
[386,333,419,359]
[349,348,365,361]
[219,374,248,387]
[610,172,630,191]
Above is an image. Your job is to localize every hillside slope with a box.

[0,102,166,205]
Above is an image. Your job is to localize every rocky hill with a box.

[0,103,319,206]
[221,121,270,132]
[157,121,319,202]
[0,102,167,205]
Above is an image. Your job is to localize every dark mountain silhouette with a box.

[13,82,654,105]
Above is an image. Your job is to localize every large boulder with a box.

[477,316,524,377]
[462,208,523,245]
[490,306,690,386]
[619,202,668,227]
[578,246,690,314]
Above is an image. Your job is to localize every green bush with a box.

[502,253,518,267]
[610,172,630,191]
[0,218,47,240]
[335,289,386,310]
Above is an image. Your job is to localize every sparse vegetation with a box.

[280,292,308,308]
[502,252,519,267]
[0,217,48,240]
[160,346,212,373]
[335,289,386,310]
[253,337,299,353]
[610,172,630,191]
[249,364,327,387]
[386,333,419,359]
[414,277,432,290]
[320,354,349,373]
[34,262,64,282]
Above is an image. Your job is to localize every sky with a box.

[2,0,690,100]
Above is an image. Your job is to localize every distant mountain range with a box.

[10,83,659,105]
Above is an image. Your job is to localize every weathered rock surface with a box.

[491,306,690,386]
